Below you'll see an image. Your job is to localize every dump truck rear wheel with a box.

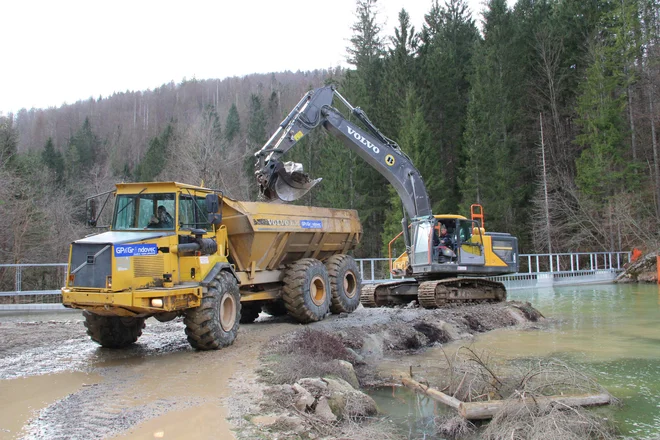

[240,303,261,324]
[283,258,330,323]
[83,311,145,349]
[262,301,288,316]
[326,254,362,314]
[184,271,241,350]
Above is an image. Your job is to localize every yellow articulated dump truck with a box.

[62,181,362,350]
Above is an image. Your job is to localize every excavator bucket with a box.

[259,161,322,202]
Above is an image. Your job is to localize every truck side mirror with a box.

[205,194,222,226]
[86,199,97,227]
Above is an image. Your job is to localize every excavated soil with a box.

[0,301,541,439]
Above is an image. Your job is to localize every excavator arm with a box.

[254,85,433,219]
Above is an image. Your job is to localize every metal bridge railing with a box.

[0,251,631,309]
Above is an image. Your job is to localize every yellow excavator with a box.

[254,85,519,308]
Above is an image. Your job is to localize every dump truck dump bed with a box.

[221,199,362,274]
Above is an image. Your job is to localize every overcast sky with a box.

[1,0,490,116]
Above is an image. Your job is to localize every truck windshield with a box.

[113,193,176,230]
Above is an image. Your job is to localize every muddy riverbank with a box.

[0,301,540,439]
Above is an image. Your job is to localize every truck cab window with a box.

[113,193,175,230]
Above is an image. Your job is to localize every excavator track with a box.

[360,284,378,308]
[417,278,507,309]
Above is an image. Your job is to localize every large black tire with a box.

[240,303,261,324]
[325,254,362,314]
[283,258,330,323]
[83,311,145,349]
[261,301,288,317]
[184,271,241,350]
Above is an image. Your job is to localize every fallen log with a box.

[397,374,611,420]
[400,376,461,409]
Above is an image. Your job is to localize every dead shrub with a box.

[262,328,356,385]
[434,415,475,439]
[439,347,611,403]
[482,398,616,440]
[423,347,617,439]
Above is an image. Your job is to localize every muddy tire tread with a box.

[184,271,241,350]
[282,258,330,323]
[325,254,362,314]
[83,311,145,348]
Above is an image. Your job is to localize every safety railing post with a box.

[15,266,21,292]
[370,259,375,284]
[527,255,532,274]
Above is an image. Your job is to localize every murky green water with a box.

[369,283,660,439]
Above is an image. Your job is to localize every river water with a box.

[370,283,660,439]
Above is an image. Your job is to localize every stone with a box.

[333,360,360,389]
[297,378,328,396]
[292,383,315,411]
[314,396,338,422]
[322,377,378,419]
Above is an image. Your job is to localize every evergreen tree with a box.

[460,0,527,240]
[381,86,437,254]
[245,94,267,199]
[65,118,101,181]
[417,0,479,212]
[225,103,241,146]
[134,124,174,182]
[42,137,65,184]
[0,115,17,166]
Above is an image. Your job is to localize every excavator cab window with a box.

[410,220,434,267]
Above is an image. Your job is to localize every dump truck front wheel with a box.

[283,258,330,323]
[184,271,241,350]
[83,311,145,349]
[325,254,362,314]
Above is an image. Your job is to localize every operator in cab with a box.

[148,206,174,229]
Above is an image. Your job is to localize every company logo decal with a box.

[346,127,380,154]
[253,218,323,229]
[114,244,158,257]
[300,220,323,229]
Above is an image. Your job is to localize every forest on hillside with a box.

[0,0,659,268]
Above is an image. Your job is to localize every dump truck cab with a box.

[63,182,228,316]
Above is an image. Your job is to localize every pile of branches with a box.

[432,347,617,439]
[440,347,610,402]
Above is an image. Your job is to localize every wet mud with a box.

[0,302,533,439]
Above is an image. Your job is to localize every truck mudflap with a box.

[360,278,506,309]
